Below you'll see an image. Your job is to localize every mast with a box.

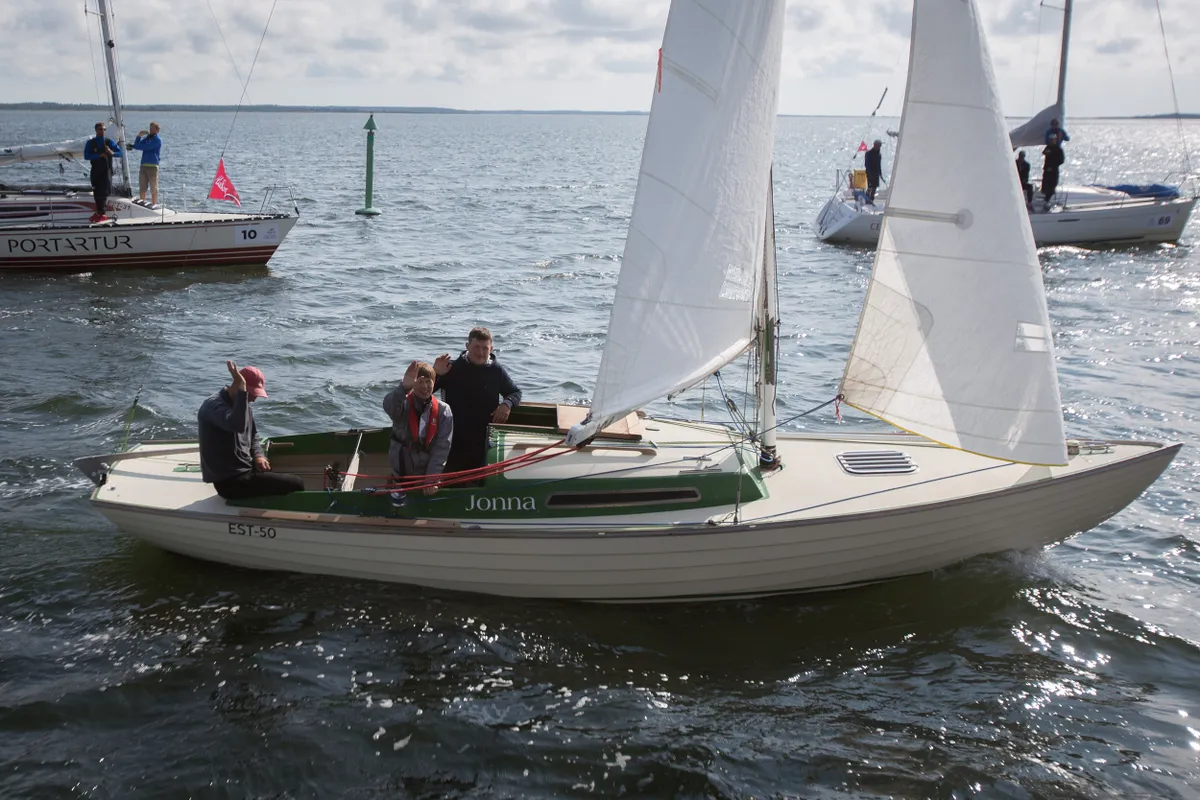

[1055,0,1072,122]
[758,168,780,469]
[96,0,132,193]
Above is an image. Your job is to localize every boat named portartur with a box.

[0,0,296,271]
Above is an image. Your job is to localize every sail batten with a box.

[841,0,1068,467]
[567,0,784,445]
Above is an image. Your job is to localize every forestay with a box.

[841,0,1067,466]
[567,0,785,444]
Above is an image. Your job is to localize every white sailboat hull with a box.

[83,426,1179,601]
[0,211,297,270]
[815,192,1197,247]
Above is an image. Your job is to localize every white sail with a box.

[1008,102,1062,149]
[567,0,785,444]
[0,138,90,168]
[841,0,1067,466]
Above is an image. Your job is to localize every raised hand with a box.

[434,353,453,375]
[227,360,246,393]
[402,360,420,389]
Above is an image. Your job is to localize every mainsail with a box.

[567,0,785,444]
[1009,102,1062,149]
[841,0,1068,466]
[0,138,90,168]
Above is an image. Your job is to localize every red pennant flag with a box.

[656,47,663,92]
[208,158,242,207]
[856,140,868,153]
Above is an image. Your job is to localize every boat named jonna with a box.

[77,0,1178,602]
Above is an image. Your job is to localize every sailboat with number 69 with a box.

[76,0,1177,602]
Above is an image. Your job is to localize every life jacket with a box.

[406,393,439,452]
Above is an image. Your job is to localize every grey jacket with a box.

[198,388,263,483]
[383,388,454,479]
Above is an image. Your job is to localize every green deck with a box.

[231,412,767,520]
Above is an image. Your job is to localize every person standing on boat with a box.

[131,122,163,207]
[198,361,304,500]
[1015,151,1033,207]
[83,122,123,223]
[1041,134,1066,206]
[383,360,454,507]
[864,139,884,204]
[1044,118,1070,146]
[433,327,522,475]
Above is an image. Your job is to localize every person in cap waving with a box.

[383,360,454,508]
[197,361,304,500]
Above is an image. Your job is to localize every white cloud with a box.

[0,0,1196,116]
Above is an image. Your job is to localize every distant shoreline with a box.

[1,102,1197,119]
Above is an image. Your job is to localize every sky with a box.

[1,0,1196,118]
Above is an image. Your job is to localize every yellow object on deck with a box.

[850,169,867,190]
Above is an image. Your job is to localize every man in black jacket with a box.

[864,139,884,203]
[1041,133,1065,206]
[1015,150,1032,207]
[433,328,522,475]
[198,361,304,500]
[83,122,123,223]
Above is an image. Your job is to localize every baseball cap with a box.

[240,366,268,398]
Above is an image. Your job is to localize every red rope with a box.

[336,438,570,491]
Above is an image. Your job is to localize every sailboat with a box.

[814,0,1197,247]
[75,0,1178,602]
[0,0,297,271]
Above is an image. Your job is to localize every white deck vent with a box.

[836,450,918,476]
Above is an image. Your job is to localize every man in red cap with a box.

[197,360,304,500]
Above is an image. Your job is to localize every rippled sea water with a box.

[1,110,1198,798]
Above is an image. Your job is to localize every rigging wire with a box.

[1153,0,1195,181]
[84,3,104,106]
[1030,2,1044,116]
[116,314,171,452]
[850,86,889,164]
[219,0,279,160]
[205,0,254,106]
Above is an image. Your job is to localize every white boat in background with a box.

[0,0,296,271]
[814,0,1197,248]
[76,0,1177,602]
[815,177,1196,246]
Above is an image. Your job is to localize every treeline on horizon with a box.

[1,102,1197,119]
[0,102,642,116]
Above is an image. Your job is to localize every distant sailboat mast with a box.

[1007,0,1072,148]
[1055,0,1072,125]
[96,0,133,192]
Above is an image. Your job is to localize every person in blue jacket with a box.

[131,122,163,206]
[83,122,123,223]
[1045,118,1070,146]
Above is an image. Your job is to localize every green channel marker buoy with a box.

[356,114,382,217]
